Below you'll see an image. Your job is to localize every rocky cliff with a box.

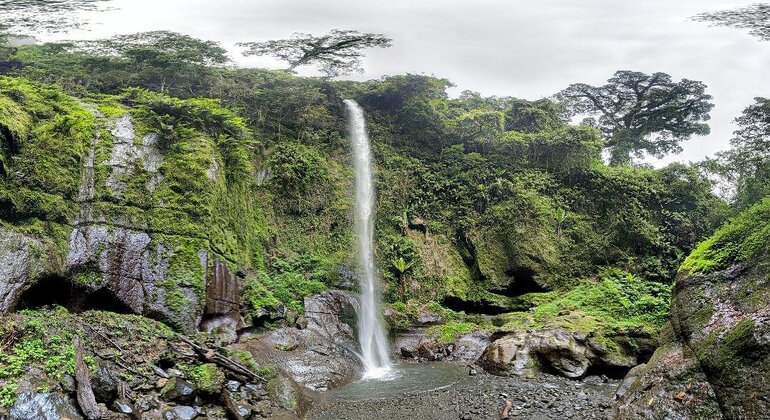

[0,78,265,333]
[614,197,770,419]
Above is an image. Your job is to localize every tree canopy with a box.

[238,29,392,77]
[694,3,770,41]
[0,0,113,33]
[558,71,713,165]
[705,97,770,209]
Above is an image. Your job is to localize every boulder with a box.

[91,364,118,404]
[9,392,83,420]
[612,342,723,419]
[237,290,363,391]
[480,328,640,378]
[395,328,490,362]
[160,377,196,404]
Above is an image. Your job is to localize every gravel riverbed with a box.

[308,367,620,420]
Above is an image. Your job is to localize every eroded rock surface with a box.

[0,228,50,313]
[479,328,645,378]
[239,290,363,391]
[614,199,770,419]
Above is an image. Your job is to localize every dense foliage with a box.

[0,32,737,345]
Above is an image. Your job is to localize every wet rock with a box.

[0,229,50,313]
[91,364,118,404]
[395,329,490,363]
[225,380,241,392]
[239,290,363,391]
[161,377,196,404]
[111,399,135,415]
[612,342,723,419]
[202,261,243,330]
[164,405,198,420]
[9,392,83,420]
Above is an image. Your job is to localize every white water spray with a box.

[345,99,392,379]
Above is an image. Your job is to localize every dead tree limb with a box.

[222,389,246,420]
[177,336,265,382]
[74,336,101,420]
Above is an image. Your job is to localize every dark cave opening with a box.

[440,295,509,316]
[16,275,76,310]
[495,267,548,297]
[16,276,132,314]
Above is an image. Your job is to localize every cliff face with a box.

[614,197,770,419]
[0,78,265,332]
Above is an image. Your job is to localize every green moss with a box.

[680,197,770,276]
[184,363,225,394]
[427,321,479,343]
[718,319,756,365]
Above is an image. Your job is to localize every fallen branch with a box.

[222,389,246,420]
[177,336,265,382]
[74,336,101,420]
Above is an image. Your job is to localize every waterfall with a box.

[345,99,392,379]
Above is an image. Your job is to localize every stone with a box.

[160,377,196,404]
[164,405,198,420]
[59,374,77,393]
[0,229,50,313]
[480,328,640,379]
[225,380,241,392]
[91,364,118,404]
[237,290,363,391]
[9,392,83,420]
[111,399,135,414]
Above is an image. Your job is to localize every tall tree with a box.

[694,3,770,41]
[706,97,770,208]
[0,0,113,33]
[238,29,391,77]
[558,71,713,165]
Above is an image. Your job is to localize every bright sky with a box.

[47,0,770,166]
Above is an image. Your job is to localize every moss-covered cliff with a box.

[614,197,770,419]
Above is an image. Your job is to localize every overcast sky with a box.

[48,0,770,166]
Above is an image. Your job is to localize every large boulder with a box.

[614,198,770,419]
[480,328,643,378]
[9,392,83,420]
[238,290,364,391]
[395,328,491,362]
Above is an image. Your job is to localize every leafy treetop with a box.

[694,3,770,41]
[238,29,392,77]
[558,70,713,166]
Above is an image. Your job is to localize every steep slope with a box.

[0,78,267,332]
[614,197,770,419]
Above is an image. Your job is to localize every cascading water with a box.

[344,99,392,379]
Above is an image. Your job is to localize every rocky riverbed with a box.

[308,364,619,420]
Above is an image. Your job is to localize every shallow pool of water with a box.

[325,363,467,402]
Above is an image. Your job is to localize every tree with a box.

[706,98,770,208]
[558,71,713,165]
[0,0,113,34]
[694,4,770,41]
[74,31,230,94]
[238,29,391,77]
